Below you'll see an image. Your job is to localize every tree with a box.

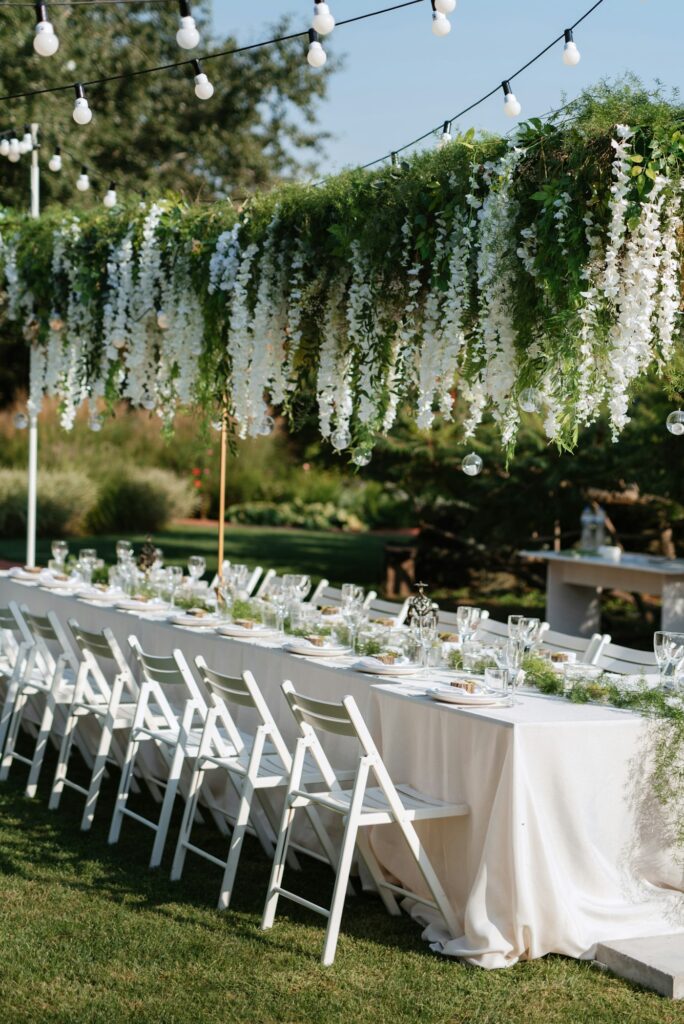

[0,2,331,210]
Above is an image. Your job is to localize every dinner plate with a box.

[427,685,512,707]
[38,574,74,589]
[216,623,277,639]
[283,641,350,658]
[170,614,220,628]
[115,598,155,611]
[354,658,418,676]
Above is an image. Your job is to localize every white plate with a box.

[216,623,277,639]
[427,685,512,707]
[8,569,42,582]
[115,599,155,611]
[39,575,75,589]
[170,614,220,628]
[355,658,418,676]
[283,641,350,658]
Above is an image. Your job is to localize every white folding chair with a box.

[49,620,143,830]
[210,563,263,597]
[255,569,277,599]
[108,637,229,868]
[170,657,341,910]
[366,596,411,626]
[0,603,38,754]
[0,607,88,799]
[261,681,469,966]
[308,578,330,606]
[595,641,657,675]
[540,628,611,666]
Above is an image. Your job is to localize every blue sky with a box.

[212,0,683,174]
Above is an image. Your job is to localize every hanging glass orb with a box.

[331,426,352,450]
[88,414,103,433]
[519,387,542,414]
[257,415,275,436]
[13,412,28,430]
[352,448,372,467]
[462,452,483,477]
[211,419,223,432]
[666,410,684,436]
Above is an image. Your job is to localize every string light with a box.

[76,165,90,191]
[307,28,327,67]
[431,0,451,36]
[434,0,456,11]
[8,133,20,162]
[176,0,200,50]
[48,145,61,171]
[19,125,33,154]
[191,59,214,99]
[562,28,581,65]
[103,182,117,208]
[0,137,8,157]
[73,83,93,124]
[439,119,452,148]
[502,79,521,118]
[311,2,335,36]
[33,2,59,57]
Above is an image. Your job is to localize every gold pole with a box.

[217,412,228,583]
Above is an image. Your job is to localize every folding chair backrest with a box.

[596,641,656,675]
[541,628,611,665]
[0,604,24,669]
[255,568,277,599]
[21,607,78,676]
[68,620,139,704]
[0,605,21,634]
[311,585,342,608]
[199,662,255,710]
[283,683,357,739]
[129,636,206,711]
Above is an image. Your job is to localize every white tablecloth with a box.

[2,574,683,968]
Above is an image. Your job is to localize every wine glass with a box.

[116,540,133,565]
[78,548,97,586]
[187,555,206,588]
[654,631,684,690]
[456,606,482,643]
[507,614,524,640]
[51,539,68,571]
[268,579,289,635]
[167,565,184,609]
[342,599,366,654]
[493,638,524,696]
[341,583,364,609]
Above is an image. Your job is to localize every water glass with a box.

[187,555,206,587]
[484,667,508,697]
[654,631,684,690]
[167,565,184,608]
[456,606,482,643]
[51,539,68,569]
[341,584,364,608]
[116,540,133,565]
[78,548,97,586]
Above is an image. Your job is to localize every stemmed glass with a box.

[654,631,684,691]
[116,540,133,565]
[51,540,68,571]
[493,638,524,697]
[342,584,364,608]
[78,548,97,586]
[167,565,184,609]
[187,555,206,589]
[342,597,366,654]
[411,610,438,670]
[268,579,290,635]
[509,615,542,652]
[456,606,482,644]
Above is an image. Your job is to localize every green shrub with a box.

[227,499,366,532]
[0,468,97,537]
[86,468,198,534]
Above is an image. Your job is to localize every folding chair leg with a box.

[149,745,185,869]
[218,776,256,911]
[321,814,360,966]
[397,818,460,937]
[170,766,205,882]
[108,736,141,845]
[261,802,297,931]
[49,707,80,811]
[355,830,401,916]
[0,691,29,779]
[0,675,21,754]
[80,719,115,830]
[26,694,56,798]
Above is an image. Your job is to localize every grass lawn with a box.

[0,744,681,1024]
[0,524,399,590]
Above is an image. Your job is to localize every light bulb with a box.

[562,29,581,66]
[48,148,62,172]
[431,11,451,36]
[33,3,59,57]
[177,17,200,49]
[352,448,372,467]
[8,136,20,162]
[502,80,521,118]
[666,410,684,436]
[13,412,29,430]
[19,129,33,154]
[439,120,452,148]
[0,139,9,157]
[257,415,275,436]
[434,0,456,12]
[462,452,483,476]
[156,309,171,330]
[103,184,117,209]
[192,60,214,100]
[312,2,335,35]
[519,387,542,414]
[76,167,90,192]
[307,30,327,68]
[331,426,351,450]
[73,83,92,125]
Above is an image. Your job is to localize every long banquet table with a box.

[2,573,683,969]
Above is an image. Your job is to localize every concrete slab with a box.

[595,934,684,999]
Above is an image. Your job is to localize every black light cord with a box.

[355,0,609,171]
[0,0,426,101]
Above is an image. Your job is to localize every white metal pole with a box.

[26,123,40,568]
